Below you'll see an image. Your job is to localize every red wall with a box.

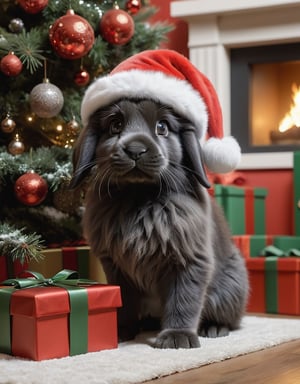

[242,169,294,235]
[151,1,295,236]
[149,0,188,57]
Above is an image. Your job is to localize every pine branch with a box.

[0,29,47,74]
[43,0,103,29]
[0,146,73,190]
[11,29,46,74]
[0,223,45,264]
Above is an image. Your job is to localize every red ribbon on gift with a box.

[245,188,255,235]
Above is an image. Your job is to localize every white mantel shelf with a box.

[171,0,300,18]
[170,0,300,169]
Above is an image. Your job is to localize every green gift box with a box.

[0,270,122,360]
[265,257,278,313]
[213,185,268,235]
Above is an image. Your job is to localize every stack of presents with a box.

[1,152,300,360]
[213,152,300,316]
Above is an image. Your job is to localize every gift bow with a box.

[0,269,96,357]
[260,245,300,257]
[4,269,86,289]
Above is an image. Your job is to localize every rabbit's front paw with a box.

[199,322,230,338]
[154,329,200,349]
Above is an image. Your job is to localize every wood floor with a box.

[146,319,300,384]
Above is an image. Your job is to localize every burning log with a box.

[270,125,300,144]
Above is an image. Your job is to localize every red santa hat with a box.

[81,49,241,173]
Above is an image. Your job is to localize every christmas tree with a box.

[0,0,172,263]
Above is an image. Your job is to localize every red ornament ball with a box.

[49,9,95,60]
[18,0,48,14]
[100,8,134,45]
[125,0,141,15]
[0,53,23,76]
[14,171,48,206]
[74,68,90,86]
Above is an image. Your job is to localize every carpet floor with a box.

[1,316,300,384]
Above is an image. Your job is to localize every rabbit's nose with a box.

[124,142,148,160]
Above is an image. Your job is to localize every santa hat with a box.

[81,49,241,174]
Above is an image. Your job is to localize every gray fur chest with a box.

[86,191,210,290]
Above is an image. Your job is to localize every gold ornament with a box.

[8,133,25,155]
[67,117,80,135]
[1,113,16,133]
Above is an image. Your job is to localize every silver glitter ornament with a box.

[29,79,64,118]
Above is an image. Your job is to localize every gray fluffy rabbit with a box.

[70,50,249,349]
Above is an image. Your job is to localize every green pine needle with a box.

[8,29,46,74]
[0,223,45,265]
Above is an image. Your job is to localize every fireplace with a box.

[171,0,300,169]
[231,42,300,153]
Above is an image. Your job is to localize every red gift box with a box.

[277,258,300,315]
[2,282,122,360]
[246,258,266,313]
[232,235,274,259]
[0,255,28,281]
[246,257,300,315]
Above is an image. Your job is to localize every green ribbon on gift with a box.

[0,286,14,354]
[259,246,300,313]
[260,245,300,257]
[0,269,95,356]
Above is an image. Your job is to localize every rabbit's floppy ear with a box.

[69,128,98,188]
[181,129,211,189]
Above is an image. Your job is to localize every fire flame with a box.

[278,83,300,132]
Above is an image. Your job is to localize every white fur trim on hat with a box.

[81,69,208,137]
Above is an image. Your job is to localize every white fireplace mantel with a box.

[171,0,300,169]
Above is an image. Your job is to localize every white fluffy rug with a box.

[1,316,300,384]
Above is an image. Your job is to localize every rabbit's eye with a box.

[109,118,123,135]
[155,120,169,137]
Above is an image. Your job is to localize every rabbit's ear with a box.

[181,129,211,188]
[69,128,98,188]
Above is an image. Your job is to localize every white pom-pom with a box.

[203,136,241,173]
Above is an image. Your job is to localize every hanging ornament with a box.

[95,64,104,77]
[9,18,25,33]
[29,60,64,118]
[8,133,25,155]
[49,10,95,60]
[100,3,135,45]
[67,116,80,135]
[74,67,90,86]
[18,0,48,14]
[125,0,141,15]
[61,116,80,147]
[0,52,23,77]
[30,79,64,118]
[14,170,48,206]
[1,113,16,133]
